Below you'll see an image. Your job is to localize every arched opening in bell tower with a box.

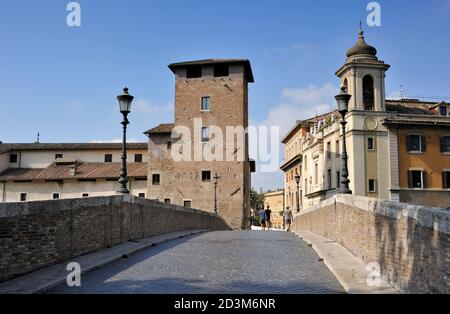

[363,75,375,111]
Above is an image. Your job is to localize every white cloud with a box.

[254,83,338,138]
[134,99,172,116]
[250,83,339,192]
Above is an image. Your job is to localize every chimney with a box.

[69,165,77,176]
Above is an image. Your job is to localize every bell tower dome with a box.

[336,30,390,112]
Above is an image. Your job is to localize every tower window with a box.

[214,64,229,77]
[202,170,211,182]
[201,96,211,111]
[363,75,375,111]
[201,127,210,142]
[152,174,160,185]
[186,65,202,78]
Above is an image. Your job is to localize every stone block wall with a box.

[0,195,229,283]
[291,194,449,294]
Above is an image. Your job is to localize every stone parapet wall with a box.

[292,194,449,293]
[0,195,229,283]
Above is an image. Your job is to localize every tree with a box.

[250,188,265,210]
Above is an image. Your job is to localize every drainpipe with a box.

[2,182,6,203]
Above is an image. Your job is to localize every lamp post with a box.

[117,87,134,194]
[294,174,301,213]
[213,173,220,214]
[335,86,352,194]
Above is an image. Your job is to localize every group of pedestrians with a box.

[251,205,293,232]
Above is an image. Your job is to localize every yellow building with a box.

[281,30,450,210]
[263,189,285,229]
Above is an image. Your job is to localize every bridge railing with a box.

[292,194,449,294]
[0,195,229,283]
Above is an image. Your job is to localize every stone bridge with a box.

[0,195,448,294]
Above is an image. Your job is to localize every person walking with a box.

[264,205,272,231]
[284,206,293,232]
[258,206,266,231]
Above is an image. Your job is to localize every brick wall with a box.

[398,189,450,210]
[0,195,229,283]
[291,194,449,293]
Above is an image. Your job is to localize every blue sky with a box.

[1,0,450,190]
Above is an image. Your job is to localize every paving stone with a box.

[49,231,344,294]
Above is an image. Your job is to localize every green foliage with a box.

[250,188,265,210]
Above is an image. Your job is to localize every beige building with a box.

[145,59,255,229]
[282,30,450,209]
[0,143,148,202]
[263,189,285,229]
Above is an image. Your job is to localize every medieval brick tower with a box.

[145,59,255,229]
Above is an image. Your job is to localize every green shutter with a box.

[421,136,427,153]
[422,171,427,189]
[406,135,411,152]
[407,171,412,188]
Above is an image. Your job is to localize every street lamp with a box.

[294,174,301,212]
[213,173,220,214]
[335,86,352,194]
[117,87,134,194]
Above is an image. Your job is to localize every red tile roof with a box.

[0,162,147,182]
[144,123,175,135]
[0,143,147,151]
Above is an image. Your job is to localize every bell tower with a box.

[336,30,390,112]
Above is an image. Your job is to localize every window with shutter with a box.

[410,171,423,188]
[407,171,413,188]
[406,135,411,151]
[422,171,427,189]
[407,135,422,152]
[421,136,426,153]
[443,171,450,189]
[441,137,450,153]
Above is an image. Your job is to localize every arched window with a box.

[363,75,375,110]
[342,78,348,91]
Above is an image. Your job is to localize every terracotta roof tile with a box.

[0,143,147,151]
[0,162,147,182]
[144,123,175,135]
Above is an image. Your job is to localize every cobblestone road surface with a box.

[50,231,344,294]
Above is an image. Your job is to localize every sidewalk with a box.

[292,230,399,294]
[0,229,207,294]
